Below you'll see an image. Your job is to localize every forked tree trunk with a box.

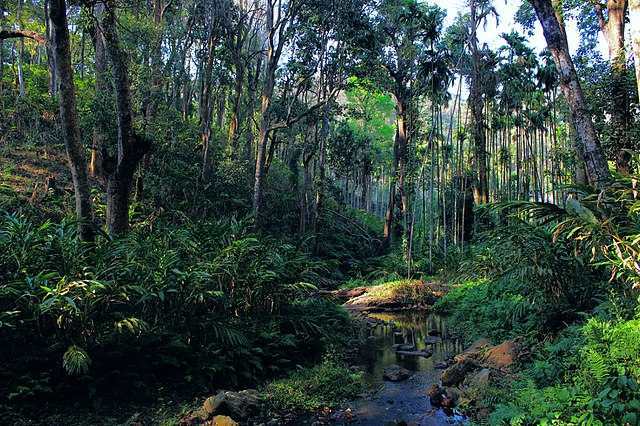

[101,2,151,235]
[48,0,94,241]
[528,0,610,188]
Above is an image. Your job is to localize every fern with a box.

[62,345,91,376]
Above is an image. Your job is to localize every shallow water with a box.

[332,311,466,425]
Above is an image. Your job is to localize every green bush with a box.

[0,211,354,400]
[265,357,364,412]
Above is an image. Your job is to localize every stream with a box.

[318,311,466,425]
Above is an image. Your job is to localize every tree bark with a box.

[100,2,151,236]
[0,29,45,44]
[88,2,107,178]
[469,0,488,204]
[48,0,94,241]
[631,0,640,102]
[595,0,630,173]
[200,24,216,180]
[44,1,57,96]
[528,0,610,188]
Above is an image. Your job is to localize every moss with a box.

[365,279,439,305]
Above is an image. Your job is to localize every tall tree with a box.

[48,0,94,241]
[592,0,630,173]
[468,0,497,204]
[362,0,446,248]
[631,0,640,102]
[527,0,610,187]
[99,1,151,235]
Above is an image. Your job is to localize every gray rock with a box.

[466,368,491,388]
[441,361,474,386]
[383,364,412,381]
[202,389,261,420]
[424,336,442,345]
[391,343,416,351]
[396,349,433,358]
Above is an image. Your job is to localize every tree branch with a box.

[0,29,46,44]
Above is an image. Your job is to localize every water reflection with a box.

[344,311,465,425]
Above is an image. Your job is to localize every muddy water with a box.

[341,311,465,425]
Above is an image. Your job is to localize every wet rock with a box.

[423,336,442,345]
[434,361,449,370]
[383,364,412,381]
[396,349,433,358]
[202,389,261,420]
[427,384,444,407]
[392,343,416,351]
[443,387,460,407]
[441,360,474,386]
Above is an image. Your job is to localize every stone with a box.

[202,389,261,420]
[482,340,518,369]
[427,329,441,336]
[396,349,433,358]
[383,364,412,381]
[465,368,491,388]
[434,361,449,370]
[211,416,238,426]
[443,387,460,407]
[423,336,442,345]
[441,360,474,386]
[426,384,444,407]
[392,343,416,351]
[453,338,491,363]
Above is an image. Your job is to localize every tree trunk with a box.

[630,0,640,102]
[101,2,151,235]
[599,0,630,173]
[470,0,488,204]
[44,0,57,96]
[200,25,216,180]
[383,129,399,248]
[253,62,275,221]
[528,0,610,188]
[89,2,107,178]
[48,0,94,241]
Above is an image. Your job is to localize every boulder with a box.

[427,384,444,407]
[443,387,460,408]
[441,360,474,386]
[453,338,491,363]
[465,368,491,388]
[203,389,261,420]
[210,416,238,426]
[383,364,412,381]
[482,340,518,369]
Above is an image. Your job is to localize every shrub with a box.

[265,357,364,412]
